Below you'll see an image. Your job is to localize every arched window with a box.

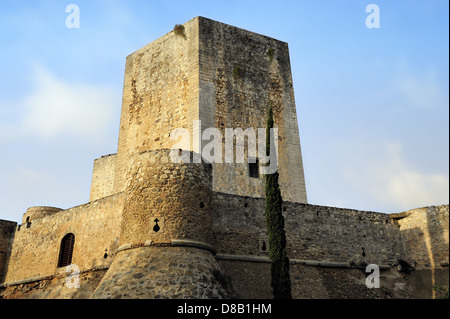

[58,233,75,267]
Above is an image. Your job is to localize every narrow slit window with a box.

[58,233,75,267]
[249,159,259,178]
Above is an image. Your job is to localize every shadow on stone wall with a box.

[0,220,16,284]
[424,206,449,298]
[397,206,449,298]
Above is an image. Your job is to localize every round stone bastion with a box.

[91,149,231,299]
[21,206,63,225]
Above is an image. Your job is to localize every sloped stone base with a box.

[90,246,231,299]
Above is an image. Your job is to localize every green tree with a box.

[264,104,292,299]
[433,285,449,299]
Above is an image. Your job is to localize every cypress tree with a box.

[264,104,292,299]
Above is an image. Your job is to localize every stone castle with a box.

[0,17,448,299]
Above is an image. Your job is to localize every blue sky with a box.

[0,0,448,223]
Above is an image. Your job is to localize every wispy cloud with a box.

[24,65,116,140]
[392,65,448,110]
[339,139,449,212]
[0,64,120,222]
[1,64,117,143]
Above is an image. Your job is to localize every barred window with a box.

[58,233,75,267]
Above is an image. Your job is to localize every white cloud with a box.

[0,64,120,222]
[18,65,117,141]
[385,169,448,208]
[340,140,449,212]
[391,63,448,111]
[395,73,444,110]
[0,163,88,222]
[369,142,448,207]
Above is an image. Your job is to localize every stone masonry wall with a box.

[394,205,449,270]
[1,191,447,298]
[0,269,108,299]
[119,149,213,246]
[198,16,307,203]
[0,220,16,283]
[283,202,405,266]
[3,194,123,284]
[212,192,405,267]
[217,260,410,299]
[89,154,117,202]
[91,246,231,299]
[393,205,449,298]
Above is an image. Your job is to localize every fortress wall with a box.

[393,205,449,298]
[211,193,267,256]
[217,259,410,299]
[212,192,405,266]
[3,194,123,284]
[283,202,405,266]
[89,154,117,202]
[0,220,16,283]
[198,17,307,203]
[394,205,449,270]
[0,270,108,299]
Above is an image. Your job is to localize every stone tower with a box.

[91,16,307,298]
[112,16,307,203]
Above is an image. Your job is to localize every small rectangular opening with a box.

[249,159,259,178]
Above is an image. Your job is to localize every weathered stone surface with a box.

[2,195,123,284]
[89,154,117,202]
[197,17,307,203]
[218,260,410,299]
[0,269,107,299]
[395,205,449,270]
[120,149,213,245]
[91,246,230,299]
[0,219,16,283]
